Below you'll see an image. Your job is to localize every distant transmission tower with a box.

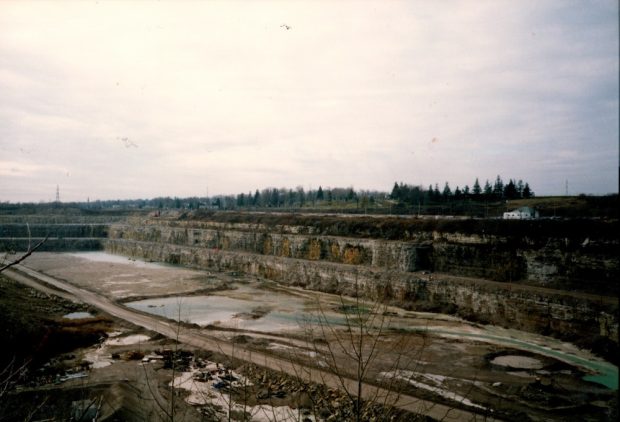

[55,185,60,203]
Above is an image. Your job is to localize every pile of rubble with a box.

[163,350,417,421]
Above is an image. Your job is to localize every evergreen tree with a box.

[472,178,482,197]
[407,185,423,205]
[493,175,504,198]
[297,186,306,207]
[442,182,452,201]
[523,183,533,198]
[425,185,434,203]
[504,179,518,199]
[270,188,280,207]
[390,182,400,200]
[516,180,524,197]
[360,195,369,211]
[433,184,441,201]
[317,186,324,200]
[483,180,493,198]
[236,193,245,207]
[287,189,295,206]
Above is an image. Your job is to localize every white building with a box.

[503,206,539,220]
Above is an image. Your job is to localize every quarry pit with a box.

[1,211,617,421]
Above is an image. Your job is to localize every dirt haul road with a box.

[5,265,495,422]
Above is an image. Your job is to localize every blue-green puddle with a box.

[63,312,94,319]
[416,328,618,390]
[126,295,617,390]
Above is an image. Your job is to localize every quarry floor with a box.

[3,252,618,421]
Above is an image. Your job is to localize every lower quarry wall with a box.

[0,223,108,252]
[109,219,618,294]
[104,218,618,352]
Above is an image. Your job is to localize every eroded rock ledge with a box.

[103,213,618,359]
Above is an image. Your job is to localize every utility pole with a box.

[565,180,569,196]
[55,185,60,203]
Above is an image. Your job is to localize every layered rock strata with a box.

[104,218,618,347]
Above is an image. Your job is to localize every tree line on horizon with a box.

[213,186,384,209]
[390,176,533,206]
[1,176,533,212]
[208,175,534,210]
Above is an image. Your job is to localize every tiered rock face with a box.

[104,214,619,348]
[0,223,109,251]
[107,222,431,272]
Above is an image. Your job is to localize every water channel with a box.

[125,291,618,390]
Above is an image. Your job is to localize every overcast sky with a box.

[1,1,618,202]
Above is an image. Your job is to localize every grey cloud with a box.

[0,1,617,201]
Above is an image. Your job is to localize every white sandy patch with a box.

[84,345,113,369]
[62,312,93,319]
[106,334,150,346]
[483,325,602,361]
[267,343,293,351]
[171,370,214,405]
[507,371,536,378]
[422,373,447,384]
[170,363,313,422]
[69,252,169,269]
[268,343,317,359]
[491,355,543,369]
[81,332,124,368]
[104,279,152,285]
[422,325,484,335]
[83,333,148,368]
[246,405,309,422]
[379,370,486,410]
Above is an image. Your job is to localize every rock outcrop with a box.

[104,214,619,350]
[0,223,109,251]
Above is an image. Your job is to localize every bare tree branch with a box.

[0,232,49,273]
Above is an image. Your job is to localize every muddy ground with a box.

[1,252,618,421]
[0,275,420,421]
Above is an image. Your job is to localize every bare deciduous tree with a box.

[291,274,430,421]
[0,223,48,273]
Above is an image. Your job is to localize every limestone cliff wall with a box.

[108,221,618,294]
[0,223,108,252]
[108,224,430,272]
[0,223,108,238]
[2,238,103,251]
[104,238,618,345]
